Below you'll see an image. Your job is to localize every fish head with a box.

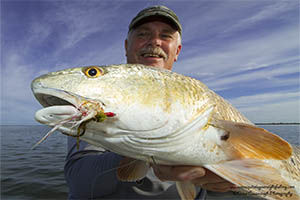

[31,64,173,137]
[32,66,111,108]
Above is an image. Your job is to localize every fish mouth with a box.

[31,81,97,148]
[31,80,107,136]
[33,88,80,108]
[31,79,84,109]
[32,86,85,126]
[32,87,105,112]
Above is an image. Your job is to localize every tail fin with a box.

[205,159,299,200]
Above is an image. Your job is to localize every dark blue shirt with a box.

[64,137,206,199]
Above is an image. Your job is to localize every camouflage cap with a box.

[129,5,182,36]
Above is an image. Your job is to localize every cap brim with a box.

[129,13,181,35]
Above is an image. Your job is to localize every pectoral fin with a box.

[205,159,299,200]
[176,181,196,200]
[117,157,149,181]
[211,120,292,160]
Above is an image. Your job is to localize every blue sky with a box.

[1,0,299,125]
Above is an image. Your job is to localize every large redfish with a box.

[31,64,299,200]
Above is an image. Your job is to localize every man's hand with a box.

[152,165,236,192]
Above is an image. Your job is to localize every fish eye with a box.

[84,66,103,78]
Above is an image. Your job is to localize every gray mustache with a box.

[138,47,168,60]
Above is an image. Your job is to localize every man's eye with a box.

[137,32,149,37]
[161,34,172,39]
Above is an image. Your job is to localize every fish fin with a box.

[211,120,292,160]
[172,105,215,137]
[176,181,196,200]
[205,159,299,200]
[117,157,149,181]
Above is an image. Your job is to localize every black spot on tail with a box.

[221,132,230,141]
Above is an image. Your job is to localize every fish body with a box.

[31,64,299,200]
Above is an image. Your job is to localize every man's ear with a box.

[174,44,182,62]
[125,39,128,56]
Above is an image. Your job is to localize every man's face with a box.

[125,21,182,70]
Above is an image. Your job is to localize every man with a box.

[64,5,235,199]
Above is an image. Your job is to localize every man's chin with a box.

[139,58,165,68]
[127,58,168,69]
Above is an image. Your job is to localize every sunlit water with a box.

[1,125,299,200]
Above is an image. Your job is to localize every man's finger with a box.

[190,169,226,185]
[153,165,206,181]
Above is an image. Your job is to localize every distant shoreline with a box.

[255,123,300,125]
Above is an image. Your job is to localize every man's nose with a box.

[148,34,162,47]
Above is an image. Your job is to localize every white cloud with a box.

[228,91,299,123]
[1,50,49,125]
[230,91,299,108]
[27,21,52,44]
[207,63,299,91]
[239,99,300,123]
[221,1,298,36]
[180,0,298,43]
[178,24,298,72]
[46,2,125,49]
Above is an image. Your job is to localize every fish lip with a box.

[31,81,96,109]
[31,76,79,108]
[32,87,81,108]
[31,79,106,112]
